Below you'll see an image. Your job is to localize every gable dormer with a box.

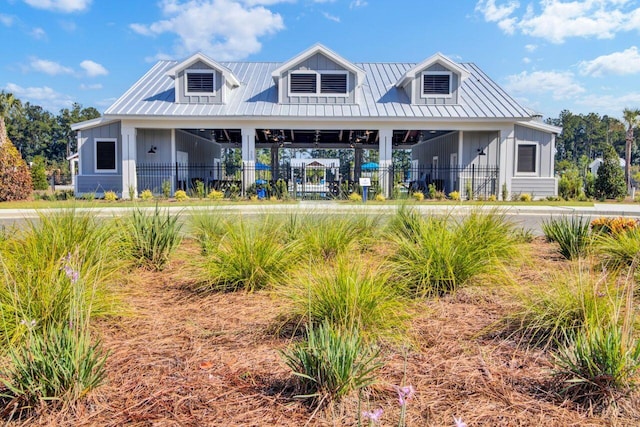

[271,44,366,105]
[166,52,239,104]
[395,53,470,105]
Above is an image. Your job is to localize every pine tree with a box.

[30,156,49,190]
[595,144,626,200]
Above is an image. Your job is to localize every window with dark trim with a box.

[290,73,317,94]
[423,73,451,95]
[517,144,537,173]
[320,74,347,94]
[187,72,214,93]
[95,140,116,171]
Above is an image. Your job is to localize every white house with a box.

[71,44,561,199]
[589,157,626,177]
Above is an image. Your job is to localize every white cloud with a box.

[522,57,531,64]
[476,0,640,43]
[59,20,77,31]
[30,27,46,39]
[80,83,103,90]
[504,70,585,100]
[579,46,640,77]
[524,43,537,52]
[22,0,92,13]
[0,14,14,27]
[576,92,640,117]
[80,59,108,77]
[130,0,285,60]
[350,0,367,8]
[322,12,340,23]
[4,83,74,112]
[30,58,73,75]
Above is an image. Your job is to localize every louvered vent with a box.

[423,74,450,95]
[187,73,214,93]
[290,74,317,93]
[320,74,347,94]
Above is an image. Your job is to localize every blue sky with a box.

[1,0,640,121]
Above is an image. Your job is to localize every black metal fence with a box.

[136,163,499,200]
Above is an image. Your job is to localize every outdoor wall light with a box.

[148,145,157,154]
[477,147,486,156]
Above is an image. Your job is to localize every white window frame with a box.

[185,69,216,96]
[515,142,538,176]
[94,138,117,173]
[421,71,453,98]
[288,70,349,97]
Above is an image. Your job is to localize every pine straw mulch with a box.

[5,238,640,426]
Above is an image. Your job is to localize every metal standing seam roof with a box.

[104,60,534,120]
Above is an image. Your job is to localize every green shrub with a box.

[274,178,289,200]
[282,258,409,341]
[193,180,205,199]
[281,321,381,402]
[542,216,591,260]
[0,139,32,201]
[411,191,424,201]
[595,144,626,200]
[124,205,183,271]
[349,192,363,202]
[140,189,154,201]
[553,323,640,403]
[519,193,532,202]
[592,227,640,271]
[162,180,171,198]
[389,209,517,296]
[30,156,49,191]
[427,183,436,199]
[488,194,497,202]
[174,189,188,201]
[194,219,297,292]
[374,193,386,202]
[207,189,224,200]
[501,182,508,201]
[103,191,118,201]
[297,214,377,260]
[448,191,461,201]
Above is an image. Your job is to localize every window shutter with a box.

[187,73,214,93]
[517,144,536,173]
[423,74,450,95]
[290,74,317,93]
[320,74,347,94]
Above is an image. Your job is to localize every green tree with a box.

[622,108,640,192]
[30,155,49,190]
[595,144,626,200]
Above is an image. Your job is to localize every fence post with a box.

[471,164,475,200]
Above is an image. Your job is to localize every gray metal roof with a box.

[104,60,533,120]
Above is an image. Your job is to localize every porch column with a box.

[498,126,515,201]
[241,127,255,192]
[121,126,137,199]
[378,127,393,198]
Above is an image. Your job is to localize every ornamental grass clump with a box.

[506,264,616,349]
[0,210,125,344]
[194,218,298,292]
[297,214,379,260]
[189,208,227,254]
[282,257,410,342]
[389,209,518,296]
[592,227,640,272]
[542,216,591,260]
[281,321,381,404]
[124,205,183,271]
[0,253,109,409]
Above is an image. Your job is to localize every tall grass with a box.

[281,321,381,404]
[124,205,183,270]
[542,216,591,260]
[592,227,640,271]
[296,214,379,260]
[281,257,410,342]
[506,264,616,348]
[193,218,298,292]
[0,209,126,345]
[189,208,227,254]
[389,209,518,296]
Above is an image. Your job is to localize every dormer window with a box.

[290,71,348,96]
[186,70,215,94]
[422,71,452,97]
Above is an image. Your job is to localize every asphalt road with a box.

[2,203,640,236]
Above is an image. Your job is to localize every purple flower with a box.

[63,265,79,283]
[20,319,36,329]
[395,384,415,406]
[361,408,383,422]
[453,416,467,427]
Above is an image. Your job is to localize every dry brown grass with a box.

[3,238,639,426]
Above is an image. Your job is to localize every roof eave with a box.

[71,117,118,131]
[395,52,471,87]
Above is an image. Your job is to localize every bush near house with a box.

[0,139,32,201]
[30,156,49,191]
[595,144,626,200]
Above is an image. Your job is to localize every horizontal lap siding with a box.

[511,177,557,198]
[76,175,122,195]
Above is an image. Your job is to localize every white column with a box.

[170,129,176,193]
[378,127,393,198]
[121,125,137,199]
[498,126,514,201]
[241,127,255,192]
